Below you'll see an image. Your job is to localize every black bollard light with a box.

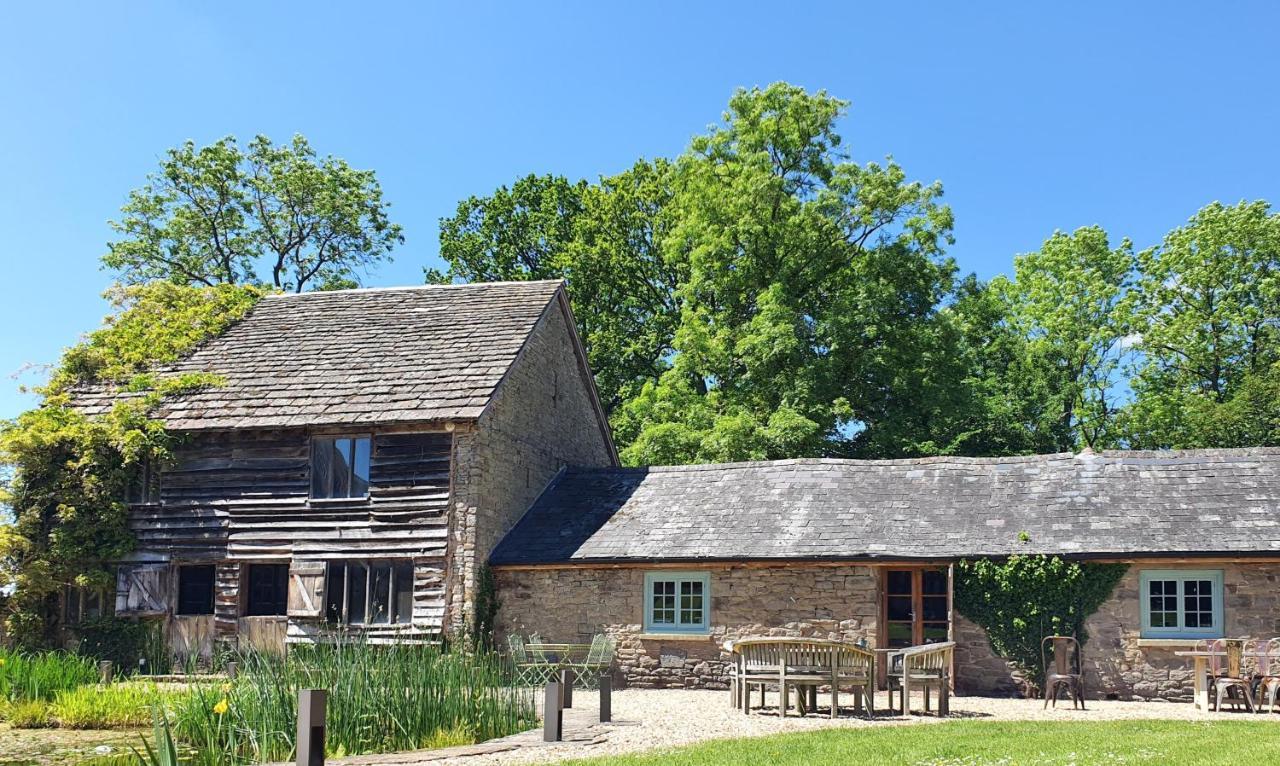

[599,674,612,722]
[296,689,326,766]
[543,679,563,742]
[560,668,575,709]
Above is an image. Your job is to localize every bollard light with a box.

[599,674,612,722]
[225,660,238,680]
[98,660,113,685]
[560,668,575,709]
[543,679,563,742]
[296,689,326,766]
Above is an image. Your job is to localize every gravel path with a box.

[327,689,1276,766]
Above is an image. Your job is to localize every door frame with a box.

[875,564,955,688]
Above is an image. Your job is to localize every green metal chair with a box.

[576,634,616,689]
[507,634,551,687]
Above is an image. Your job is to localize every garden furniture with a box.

[886,641,954,716]
[1041,635,1085,710]
[1257,638,1280,713]
[1208,639,1255,712]
[727,637,875,718]
[507,634,554,686]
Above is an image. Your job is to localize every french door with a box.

[882,568,950,648]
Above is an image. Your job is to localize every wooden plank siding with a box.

[128,427,454,640]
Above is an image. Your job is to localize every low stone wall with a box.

[495,564,878,689]
[954,563,1280,701]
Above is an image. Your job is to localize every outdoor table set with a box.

[506,633,616,688]
[725,637,955,718]
[1175,638,1280,713]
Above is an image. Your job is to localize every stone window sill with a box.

[1136,638,1206,648]
[638,632,712,642]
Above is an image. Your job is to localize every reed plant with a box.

[170,641,535,763]
[0,648,98,702]
[51,681,181,729]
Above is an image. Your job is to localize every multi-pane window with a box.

[644,572,710,633]
[244,564,289,616]
[324,561,414,625]
[176,565,215,616]
[125,457,161,505]
[311,436,372,499]
[1139,570,1223,639]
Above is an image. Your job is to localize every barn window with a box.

[324,561,414,625]
[244,564,289,616]
[176,565,215,616]
[124,457,161,505]
[311,436,372,499]
[65,586,106,625]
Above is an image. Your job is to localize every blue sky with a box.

[1,1,1277,420]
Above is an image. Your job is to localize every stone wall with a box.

[446,299,615,635]
[495,564,878,688]
[954,563,1280,700]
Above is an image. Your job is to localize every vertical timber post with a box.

[599,674,612,722]
[98,661,113,685]
[543,679,563,742]
[560,668,575,708]
[297,689,326,766]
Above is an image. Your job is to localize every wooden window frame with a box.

[324,560,413,626]
[124,456,161,506]
[309,434,373,501]
[1138,569,1224,640]
[175,564,216,616]
[243,563,289,617]
[643,571,710,634]
[880,567,951,648]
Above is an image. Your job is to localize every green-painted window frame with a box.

[643,571,710,634]
[1138,569,1224,640]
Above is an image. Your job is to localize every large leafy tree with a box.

[432,161,682,413]
[990,227,1135,450]
[1123,201,1280,447]
[615,84,956,464]
[104,135,403,292]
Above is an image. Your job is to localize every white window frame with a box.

[1139,569,1224,640]
[643,571,710,634]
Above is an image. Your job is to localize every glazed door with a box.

[883,568,949,648]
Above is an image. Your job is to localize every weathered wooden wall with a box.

[126,427,453,640]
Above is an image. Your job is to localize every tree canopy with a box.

[104,134,403,292]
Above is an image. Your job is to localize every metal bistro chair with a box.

[506,634,552,686]
[1041,635,1086,710]
[577,634,616,689]
[1208,638,1255,713]
[1257,637,1280,713]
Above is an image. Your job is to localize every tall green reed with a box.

[0,648,98,702]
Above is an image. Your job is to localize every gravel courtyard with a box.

[319,688,1278,766]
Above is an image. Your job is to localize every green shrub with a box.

[0,648,98,702]
[8,699,53,728]
[76,616,172,675]
[51,682,178,729]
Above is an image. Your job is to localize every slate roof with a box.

[489,449,1280,565]
[72,281,565,430]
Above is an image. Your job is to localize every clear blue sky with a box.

[2,1,1277,420]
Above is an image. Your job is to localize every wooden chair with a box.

[829,642,876,719]
[1210,638,1255,712]
[887,641,954,716]
[1257,638,1280,714]
[1041,635,1085,710]
[738,640,785,715]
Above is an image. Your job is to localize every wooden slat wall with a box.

[129,428,453,635]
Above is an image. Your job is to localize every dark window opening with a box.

[176,565,215,616]
[323,561,413,625]
[125,457,161,505]
[245,564,289,616]
[65,586,105,625]
[311,437,371,499]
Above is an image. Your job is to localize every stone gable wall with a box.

[446,302,615,636]
[955,563,1280,700]
[495,564,878,688]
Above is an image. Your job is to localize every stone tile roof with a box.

[72,281,565,430]
[489,449,1280,565]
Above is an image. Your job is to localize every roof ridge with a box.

[262,279,565,299]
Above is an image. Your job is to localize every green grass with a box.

[0,650,98,703]
[560,720,1280,766]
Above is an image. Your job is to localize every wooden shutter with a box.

[115,564,168,616]
[288,561,327,618]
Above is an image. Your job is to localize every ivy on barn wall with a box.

[0,282,264,647]
[953,555,1127,688]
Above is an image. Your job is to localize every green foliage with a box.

[76,617,170,675]
[953,556,1126,687]
[0,648,98,702]
[7,699,53,728]
[432,161,682,415]
[50,682,174,729]
[104,134,403,293]
[169,642,535,762]
[470,564,499,650]
[1123,200,1280,448]
[0,282,264,646]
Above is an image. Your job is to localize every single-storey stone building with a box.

[69,279,1280,701]
[490,453,1280,700]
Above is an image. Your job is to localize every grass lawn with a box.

[561,720,1280,765]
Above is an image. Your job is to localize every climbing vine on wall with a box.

[0,282,264,647]
[953,555,1127,689]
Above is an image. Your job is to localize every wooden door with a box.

[882,568,949,648]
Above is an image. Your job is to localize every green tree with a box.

[104,135,403,292]
[1123,200,1280,447]
[616,83,957,464]
[432,161,683,413]
[992,227,1135,450]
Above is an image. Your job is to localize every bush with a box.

[76,616,172,675]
